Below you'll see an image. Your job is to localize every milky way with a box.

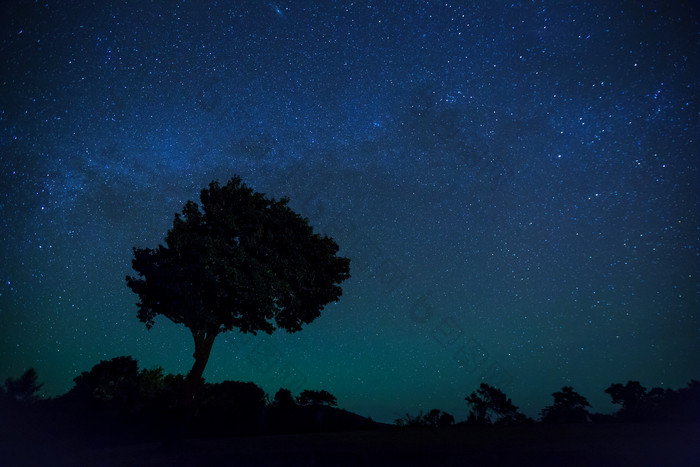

[1,1,698,422]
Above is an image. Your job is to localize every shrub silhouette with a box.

[605,380,647,421]
[271,388,296,408]
[394,409,455,427]
[296,389,338,407]
[0,368,43,405]
[465,383,531,425]
[437,411,456,428]
[266,388,298,433]
[540,386,591,423]
[605,379,700,422]
[69,356,141,414]
[394,411,428,427]
[61,357,274,437]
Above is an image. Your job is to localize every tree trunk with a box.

[166,328,217,442]
[163,331,218,448]
[183,329,217,405]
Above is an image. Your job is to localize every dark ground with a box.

[2,420,698,466]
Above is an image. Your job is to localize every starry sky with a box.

[1,1,698,423]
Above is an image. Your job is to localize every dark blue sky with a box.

[1,1,698,422]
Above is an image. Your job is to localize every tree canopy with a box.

[127,176,350,336]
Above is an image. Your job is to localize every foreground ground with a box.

[2,421,698,466]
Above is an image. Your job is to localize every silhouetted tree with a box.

[71,356,140,409]
[136,367,166,402]
[605,379,700,422]
[0,368,43,405]
[424,408,455,427]
[126,176,351,408]
[540,386,591,423]
[605,381,648,421]
[67,356,176,428]
[296,389,338,407]
[266,388,298,433]
[272,388,296,408]
[438,411,456,427]
[465,383,530,425]
[424,409,442,427]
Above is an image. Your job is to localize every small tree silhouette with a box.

[71,356,140,406]
[604,379,700,422]
[540,386,591,423]
[605,381,648,421]
[465,383,530,425]
[266,388,298,433]
[437,411,456,427]
[424,409,455,427]
[296,389,338,407]
[272,388,296,408]
[1,368,43,405]
[423,409,442,427]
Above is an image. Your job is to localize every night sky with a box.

[1,1,698,423]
